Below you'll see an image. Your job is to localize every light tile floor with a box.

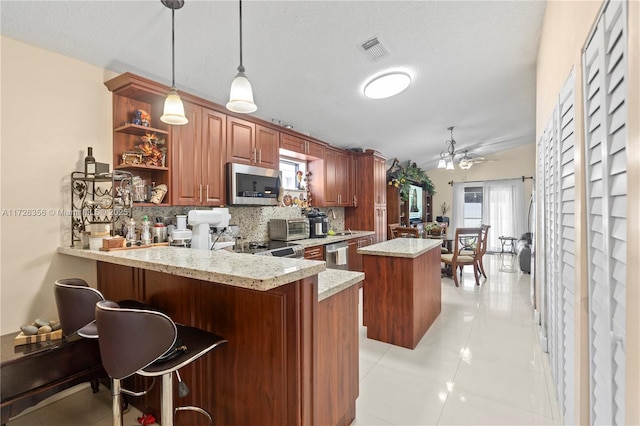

[8,254,560,426]
[354,254,562,425]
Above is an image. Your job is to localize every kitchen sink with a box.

[332,231,354,236]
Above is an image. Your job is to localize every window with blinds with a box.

[582,0,628,424]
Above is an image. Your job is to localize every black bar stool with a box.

[95,300,226,426]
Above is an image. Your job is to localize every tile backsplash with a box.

[128,205,345,243]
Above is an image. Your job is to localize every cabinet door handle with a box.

[252,149,257,163]
[206,185,210,202]
[258,149,262,164]
[199,184,203,203]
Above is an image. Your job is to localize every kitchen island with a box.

[358,238,442,349]
[58,246,362,426]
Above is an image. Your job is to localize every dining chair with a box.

[441,227,482,287]
[388,223,401,239]
[460,224,490,277]
[393,226,420,238]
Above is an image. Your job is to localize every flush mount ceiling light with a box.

[437,126,469,170]
[226,0,257,113]
[363,72,411,99]
[160,0,188,126]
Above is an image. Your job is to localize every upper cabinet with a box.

[171,103,226,206]
[280,133,325,160]
[309,147,354,207]
[104,73,171,206]
[345,150,387,242]
[227,117,279,169]
[255,125,280,169]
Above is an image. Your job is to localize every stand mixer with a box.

[187,208,232,250]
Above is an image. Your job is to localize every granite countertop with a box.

[58,246,325,292]
[317,269,364,301]
[357,238,442,259]
[293,230,375,248]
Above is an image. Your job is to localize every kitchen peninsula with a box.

[58,246,363,426]
[358,238,442,349]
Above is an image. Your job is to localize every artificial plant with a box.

[386,159,435,201]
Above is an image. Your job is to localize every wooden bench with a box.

[1,332,105,425]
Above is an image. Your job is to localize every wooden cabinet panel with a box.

[255,125,279,169]
[280,133,306,153]
[336,151,353,206]
[345,150,388,242]
[202,109,227,205]
[317,284,359,426]
[280,133,325,160]
[172,104,226,206]
[170,102,201,205]
[227,116,256,166]
[347,235,374,273]
[324,149,339,205]
[304,246,325,260]
[321,148,352,207]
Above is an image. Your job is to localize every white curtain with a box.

[451,182,465,232]
[482,178,526,252]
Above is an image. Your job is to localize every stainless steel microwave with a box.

[269,218,310,241]
[227,163,282,206]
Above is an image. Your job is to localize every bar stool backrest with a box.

[95,300,177,380]
[54,278,105,337]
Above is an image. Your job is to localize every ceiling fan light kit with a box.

[227,0,257,113]
[437,126,476,170]
[160,0,188,126]
[363,72,411,99]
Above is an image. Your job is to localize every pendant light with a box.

[226,0,257,113]
[160,0,188,125]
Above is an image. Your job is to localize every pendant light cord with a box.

[237,0,245,73]
[171,6,176,89]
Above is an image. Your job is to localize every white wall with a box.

[0,37,117,334]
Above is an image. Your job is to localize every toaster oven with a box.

[269,218,310,241]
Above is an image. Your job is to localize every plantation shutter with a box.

[557,70,576,425]
[537,70,577,424]
[582,0,627,424]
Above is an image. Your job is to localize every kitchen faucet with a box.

[326,208,336,220]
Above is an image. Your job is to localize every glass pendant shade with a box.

[226,71,257,113]
[446,160,455,170]
[459,159,472,170]
[161,89,188,125]
[437,159,447,169]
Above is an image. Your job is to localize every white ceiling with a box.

[0,0,546,170]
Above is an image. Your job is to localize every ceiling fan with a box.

[437,127,494,170]
[458,150,492,169]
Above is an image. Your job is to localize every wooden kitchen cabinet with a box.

[171,103,226,206]
[304,246,324,260]
[227,117,279,169]
[345,150,388,243]
[280,133,325,159]
[104,73,171,206]
[348,235,374,273]
[312,148,353,207]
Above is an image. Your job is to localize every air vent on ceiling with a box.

[360,37,388,62]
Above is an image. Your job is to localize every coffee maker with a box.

[307,209,328,238]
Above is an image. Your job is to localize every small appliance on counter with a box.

[169,214,192,247]
[307,208,328,238]
[269,218,310,241]
[187,208,233,250]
